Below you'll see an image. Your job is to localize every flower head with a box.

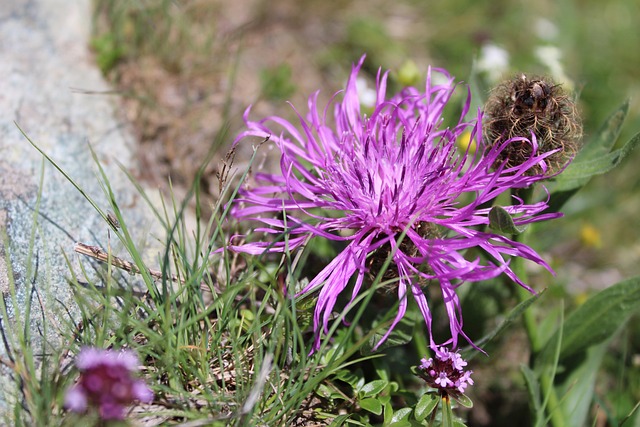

[418,347,474,395]
[228,56,559,352]
[64,347,153,420]
[483,74,582,175]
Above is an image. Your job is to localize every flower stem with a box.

[511,187,566,427]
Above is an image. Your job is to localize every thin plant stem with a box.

[511,186,566,427]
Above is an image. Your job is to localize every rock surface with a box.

[0,0,159,410]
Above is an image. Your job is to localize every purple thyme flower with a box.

[64,347,153,420]
[228,55,559,351]
[418,347,474,395]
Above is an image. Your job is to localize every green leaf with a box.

[548,101,639,211]
[557,342,609,427]
[552,131,640,188]
[576,100,629,161]
[362,307,417,353]
[384,401,394,425]
[521,364,542,418]
[328,414,352,427]
[359,397,383,415]
[389,407,413,425]
[536,276,640,367]
[414,393,439,421]
[359,379,388,398]
[316,384,333,400]
[335,369,363,389]
[488,206,525,234]
[452,393,473,409]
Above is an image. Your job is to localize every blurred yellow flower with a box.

[456,130,477,154]
[580,223,602,248]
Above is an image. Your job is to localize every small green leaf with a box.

[316,384,333,400]
[362,308,417,353]
[415,393,439,421]
[384,401,394,425]
[335,369,362,388]
[536,276,640,367]
[452,393,473,409]
[389,407,412,425]
[328,414,352,426]
[359,397,383,415]
[359,379,388,398]
[488,206,525,234]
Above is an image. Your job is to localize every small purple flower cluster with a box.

[418,347,474,395]
[64,347,153,420]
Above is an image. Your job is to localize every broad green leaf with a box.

[359,379,388,398]
[575,100,629,161]
[415,393,439,421]
[552,131,640,188]
[488,206,525,234]
[537,276,640,367]
[548,101,639,211]
[359,397,383,415]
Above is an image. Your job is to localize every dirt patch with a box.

[93,0,433,203]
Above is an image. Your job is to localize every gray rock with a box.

[0,0,159,411]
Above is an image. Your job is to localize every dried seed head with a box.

[483,74,583,175]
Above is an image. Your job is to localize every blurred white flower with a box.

[534,18,559,41]
[355,76,376,108]
[535,45,574,90]
[477,43,509,83]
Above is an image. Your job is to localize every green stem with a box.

[511,187,566,427]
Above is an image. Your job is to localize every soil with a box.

[97,0,433,203]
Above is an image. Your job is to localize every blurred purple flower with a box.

[228,56,559,351]
[64,347,153,420]
[418,347,474,395]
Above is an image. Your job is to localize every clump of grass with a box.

[4,127,411,425]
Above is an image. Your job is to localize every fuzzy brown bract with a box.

[483,74,583,176]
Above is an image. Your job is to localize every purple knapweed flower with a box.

[418,347,474,395]
[64,347,153,420]
[228,55,559,352]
